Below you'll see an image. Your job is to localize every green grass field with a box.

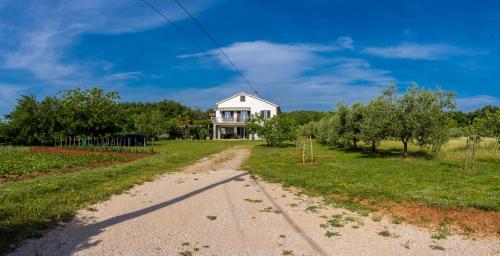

[0,140,243,254]
[245,138,500,212]
[0,147,123,177]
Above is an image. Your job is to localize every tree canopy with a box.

[2,87,212,145]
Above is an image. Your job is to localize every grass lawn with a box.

[245,138,500,212]
[0,147,124,177]
[0,140,244,254]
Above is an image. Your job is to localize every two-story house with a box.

[212,92,280,139]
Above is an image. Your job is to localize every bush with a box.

[247,114,295,146]
[448,127,466,138]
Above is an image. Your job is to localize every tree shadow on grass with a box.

[329,145,434,160]
[254,143,296,148]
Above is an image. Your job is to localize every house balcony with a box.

[211,117,248,124]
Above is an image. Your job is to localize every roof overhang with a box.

[216,92,279,108]
[218,107,251,111]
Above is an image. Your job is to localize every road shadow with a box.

[11,172,249,256]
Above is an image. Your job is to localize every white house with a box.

[212,92,280,139]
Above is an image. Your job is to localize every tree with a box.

[0,121,8,144]
[346,103,365,148]
[386,85,455,157]
[312,114,341,145]
[474,109,500,143]
[247,114,295,146]
[59,87,123,137]
[37,96,61,144]
[133,110,166,140]
[4,95,40,145]
[361,97,391,152]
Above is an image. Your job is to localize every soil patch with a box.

[324,193,500,236]
[0,147,151,183]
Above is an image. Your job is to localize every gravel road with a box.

[11,147,500,256]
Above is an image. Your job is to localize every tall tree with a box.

[133,109,166,140]
[474,109,500,143]
[346,103,365,148]
[386,85,455,157]
[361,97,391,152]
[4,95,40,145]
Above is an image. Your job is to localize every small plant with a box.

[244,198,263,203]
[420,215,432,223]
[289,203,298,207]
[179,251,192,256]
[282,250,294,255]
[328,214,344,227]
[305,205,318,213]
[206,215,217,221]
[431,221,450,240]
[319,223,329,229]
[273,209,282,214]
[392,215,404,225]
[344,216,356,222]
[378,230,391,237]
[260,207,273,213]
[181,242,190,246]
[371,215,382,222]
[324,231,340,238]
[202,245,209,248]
[351,225,359,229]
[279,234,286,238]
[430,244,445,251]
[87,207,98,212]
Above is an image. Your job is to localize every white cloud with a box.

[175,40,396,110]
[0,0,217,82]
[364,42,488,60]
[337,36,354,50]
[457,95,500,111]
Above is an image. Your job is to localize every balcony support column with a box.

[213,124,216,140]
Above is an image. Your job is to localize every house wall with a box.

[215,94,278,119]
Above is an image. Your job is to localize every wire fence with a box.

[54,136,155,154]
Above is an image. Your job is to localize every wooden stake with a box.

[302,139,305,163]
[310,135,314,163]
[471,135,476,170]
[464,136,469,171]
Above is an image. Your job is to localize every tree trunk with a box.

[353,139,357,148]
[372,141,376,152]
[403,140,408,158]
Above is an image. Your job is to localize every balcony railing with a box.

[212,117,248,123]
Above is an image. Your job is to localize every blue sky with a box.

[0,0,499,115]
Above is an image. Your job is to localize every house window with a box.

[224,111,232,120]
[240,95,245,102]
[260,110,271,118]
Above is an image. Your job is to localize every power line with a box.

[173,0,258,95]
[140,0,249,93]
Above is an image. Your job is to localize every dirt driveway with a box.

[11,147,500,255]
